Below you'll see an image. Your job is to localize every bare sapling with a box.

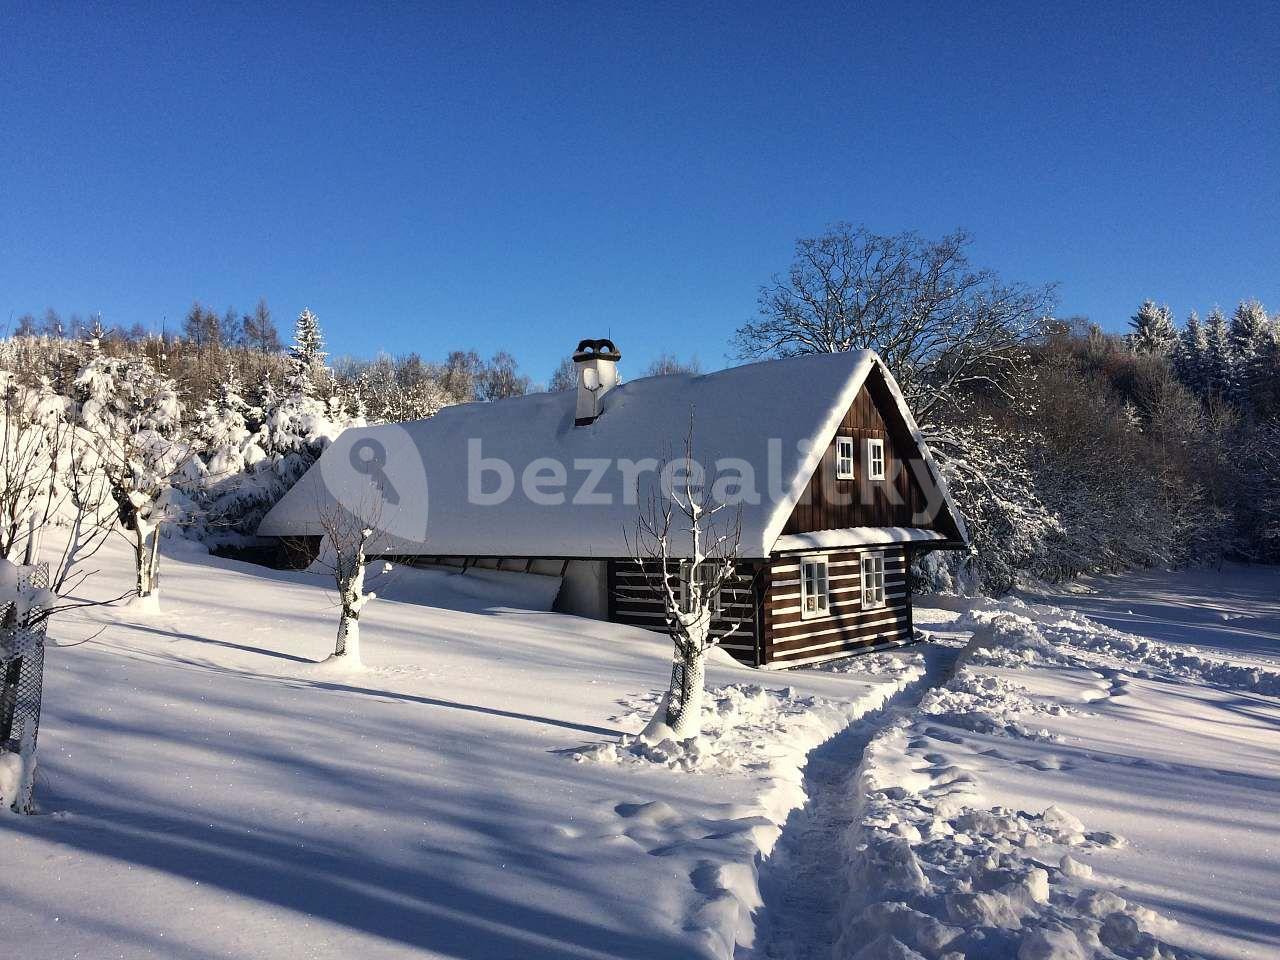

[626,416,746,742]
[314,489,390,668]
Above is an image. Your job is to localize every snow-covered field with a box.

[2,547,1277,960]
[766,571,1278,960]
[0,539,925,959]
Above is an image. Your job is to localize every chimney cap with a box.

[573,338,621,362]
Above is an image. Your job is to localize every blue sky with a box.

[2,2,1277,383]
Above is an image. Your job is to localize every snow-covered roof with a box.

[772,528,950,553]
[258,350,966,558]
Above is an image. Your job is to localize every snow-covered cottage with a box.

[259,342,967,668]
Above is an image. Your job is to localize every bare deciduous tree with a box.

[0,376,61,563]
[734,223,1056,418]
[548,356,576,392]
[643,353,702,377]
[0,376,118,606]
[625,418,746,741]
[313,490,388,666]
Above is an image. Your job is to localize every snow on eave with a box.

[772,527,951,553]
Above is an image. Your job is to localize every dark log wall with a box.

[608,560,764,666]
[761,546,911,667]
[782,367,947,535]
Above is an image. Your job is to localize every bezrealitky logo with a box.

[318,425,428,543]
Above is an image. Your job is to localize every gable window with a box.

[800,556,830,619]
[861,551,885,609]
[835,436,855,479]
[678,561,723,615]
[866,438,886,480]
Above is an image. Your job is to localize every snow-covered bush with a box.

[73,345,201,602]
[922,417,1064,595]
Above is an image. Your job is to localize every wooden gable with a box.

[781,365,958,538]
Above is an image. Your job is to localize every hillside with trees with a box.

[735,225,1280,592]
[4,229,1278,591]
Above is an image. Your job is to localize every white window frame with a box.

[861,551,886,609]
[678,560,722,615]
[799,555,830,619]
[866,438,886,481]
[835,436,855,480]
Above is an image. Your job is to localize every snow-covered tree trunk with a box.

[21,511,41,566]
[131,518,162,600]
[0,727,37,814]
[316,489,386,669]
[647,620,711,741]
[332,544,369,664]
[0,560,57,815]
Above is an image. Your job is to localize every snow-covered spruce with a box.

[1128,301,1178,356]
[206,308,356,545]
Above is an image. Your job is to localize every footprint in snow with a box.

[614,800,681,825]
[921,725,965,744]
[1019,755,1075,772]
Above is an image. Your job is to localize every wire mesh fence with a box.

[0,561,49,756]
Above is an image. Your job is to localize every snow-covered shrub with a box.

[920,417,1064,595]
[73,345,201,600]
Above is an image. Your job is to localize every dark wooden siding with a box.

[782,366,949,535]
[385,554,574,576]
[608,559,764,666]
[762,546,912,667]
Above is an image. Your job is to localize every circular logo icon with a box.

[317,424,429,546]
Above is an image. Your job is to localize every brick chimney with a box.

[572,338,621,426]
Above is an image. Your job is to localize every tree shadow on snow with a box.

[0,797,699,960]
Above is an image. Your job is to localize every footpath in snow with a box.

[744,646,959,960]
[1,538,924,960]
[744,568,1278,960]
